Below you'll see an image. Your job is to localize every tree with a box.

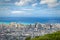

[25,36,31,40]
[26,31,60,40]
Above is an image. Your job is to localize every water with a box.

[0,17,60,24]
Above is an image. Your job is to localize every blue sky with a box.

[0,0,60,17]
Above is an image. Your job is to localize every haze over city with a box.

[0,0,60,40]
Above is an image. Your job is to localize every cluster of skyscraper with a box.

[0,22,60,40]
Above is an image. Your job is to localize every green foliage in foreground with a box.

[25,36,31,40]
[25,31,60,40]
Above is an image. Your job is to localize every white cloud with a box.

[11,11,25,14]
[40,0,59,7]
[15,0,60,7]
[15,0,33,6]
[11,9,34,14]
[11,10,33,17]
[15,0,37,6]
[32,3,38,7]
[22,8,34,11]
[11,10,32,15]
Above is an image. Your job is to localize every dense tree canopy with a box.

[25,31,60,40]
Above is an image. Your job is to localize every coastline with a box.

[0,22,60,25]
[0,22,34,25]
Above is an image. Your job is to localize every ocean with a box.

[0,17,60,24]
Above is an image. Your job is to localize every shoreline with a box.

[0,22,33,25]
[0,22,60,25]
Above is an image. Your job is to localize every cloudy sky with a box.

[0,0,60,17]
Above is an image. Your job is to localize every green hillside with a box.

[25,31,60,40]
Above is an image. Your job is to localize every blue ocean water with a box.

[0,17,60,24]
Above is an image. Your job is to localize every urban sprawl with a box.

[0,22,60,40]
